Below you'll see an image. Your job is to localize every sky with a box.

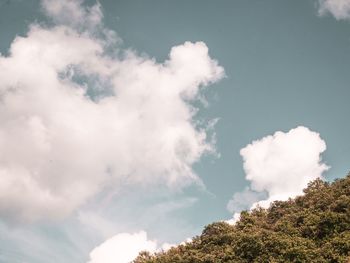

[0,0,349,262]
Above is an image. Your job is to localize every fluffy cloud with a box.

[88,231,157,263]
[227,126,329,221]
[317,0,350,20]
[0,0,224,222]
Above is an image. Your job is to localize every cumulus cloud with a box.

[0,0,224,222]
[88,231,157,263]
[317,0,350,20]
[227,126,329,221]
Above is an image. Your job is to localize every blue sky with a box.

[0,0,349,262]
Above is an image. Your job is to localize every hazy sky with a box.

[0,0,349,262]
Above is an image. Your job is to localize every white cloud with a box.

[88,231,157,263]
[0,0,224,222]
[227,126,329,222]
[87,231,194,263]
[317,0,350,20]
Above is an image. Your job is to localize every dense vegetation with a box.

[134,173,350,262]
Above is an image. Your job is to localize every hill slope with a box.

[134,174,350,263]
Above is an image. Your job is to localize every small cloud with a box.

[227,126,329,221]
[87,231,157,263]
[41,0,103,30]
[317,0,350,20]
[87,231,196,263]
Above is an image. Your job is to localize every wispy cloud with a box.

[41,0,103,29]
[317,0,350,20]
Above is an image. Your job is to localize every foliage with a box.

[134,174,350,263]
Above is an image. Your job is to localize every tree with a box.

[134,173,350,263]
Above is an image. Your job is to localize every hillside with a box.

[134,174,350,263]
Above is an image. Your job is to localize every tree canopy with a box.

[134,173,350,263]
